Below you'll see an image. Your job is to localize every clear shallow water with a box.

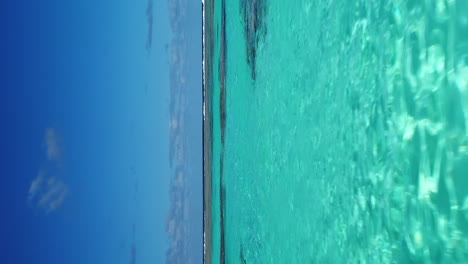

[207,0,468,263]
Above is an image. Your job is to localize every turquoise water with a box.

[207,0,468,263]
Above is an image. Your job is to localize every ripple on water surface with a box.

[208,0,468,263]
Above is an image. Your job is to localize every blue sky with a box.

[0,0,200,263]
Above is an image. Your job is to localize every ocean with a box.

[204,0,468,263]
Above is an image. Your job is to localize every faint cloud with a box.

[45,128,62,164]
[146,0,153,52]
[28,128,68,213]
[28,171,45,202]
[130,244,136,264]
[28,172,68,213]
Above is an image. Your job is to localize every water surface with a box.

[205,0,468,263]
